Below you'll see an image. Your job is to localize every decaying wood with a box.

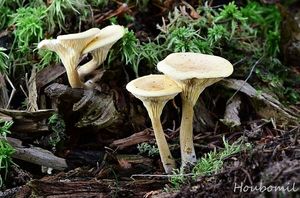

[36,64,66,91]
[0,108,54,119]
[0,112,12,121]
[27,67,39,111]
[220,94,242,127]
[111,129,154,149]
[11,119,49,134]
[0,74,9,108]
[45,83,124,131]
[220,79,299,124]
[116,154,154,170]
[0,108,54,134]
[7,137,68,170]
[0,186,23,198]
[28,178,168,197]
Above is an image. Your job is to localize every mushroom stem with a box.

[78,46,111,79]
[143,101,176,173]
[180,99,197,166]
[179,78,222,167]
[64,57,85,88]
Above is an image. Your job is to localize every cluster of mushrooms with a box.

[38,25,125,88]
[126,53,233,173]
[38,26,233,174]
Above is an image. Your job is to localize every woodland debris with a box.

[28,178,168,197]
[0,112,12,121]
[11,119,49,135]
[0,108,54,134]
[27,67,38,111]
[0,108,54,119]
[44,83,124,131]
[220,94,242,127]
[0,186,23,198]
[111,129,154,149]
[36,64,66,91]
[220,79,299,124]
[116,154,154,172]
[0,74,8,108]
[7,137,68,170]
[94,3,131,24]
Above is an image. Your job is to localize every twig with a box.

[130,173,194,180]
[5,75,16,109]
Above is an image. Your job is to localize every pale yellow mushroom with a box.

[157,52,233,167]
[38,28,101,88]
[126,74,182,173]
[78,25,125,80]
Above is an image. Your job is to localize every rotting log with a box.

[28,178,168,197]
[44,83,126,132]
[7,137,67,170]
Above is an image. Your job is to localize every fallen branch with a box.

[220,79,299,124]
[28,178,167,197]
[110,129,153,149]
[7,137,67,170]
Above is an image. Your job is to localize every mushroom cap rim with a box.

[57,28,101,40]
[157,52,233,81]
[126,74,182,98]
[82,25,125,54]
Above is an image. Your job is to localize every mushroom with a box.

[126,74,182,173]
[38,28,101,88]
[157,52,233,167]
[78,25,125,79]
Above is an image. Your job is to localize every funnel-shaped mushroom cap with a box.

[126,74,180,173]
[83,25,125,54]
[78,25,125,79]
[157,52,233,81]
[158,53,233,167]
[126,74,182,100]
[38,28,101,88]
[57,28,101,51]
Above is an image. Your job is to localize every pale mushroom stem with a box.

[78,45,111,79]
[143,101,176,173]
[62,55,85,88]
[179,79,218,167]
[180,99,197,166]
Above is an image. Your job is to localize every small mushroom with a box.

[126,74,182,173]
[157,52,233,167]
[38,28,101,88]
[78,25,125,79]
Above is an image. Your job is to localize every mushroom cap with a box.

[126,74,182,98]
[83,25,125,54]
[38,39,55,49]
[157,52,233,81]
[57,28,100,40]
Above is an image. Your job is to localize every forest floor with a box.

[0,0,299,197]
